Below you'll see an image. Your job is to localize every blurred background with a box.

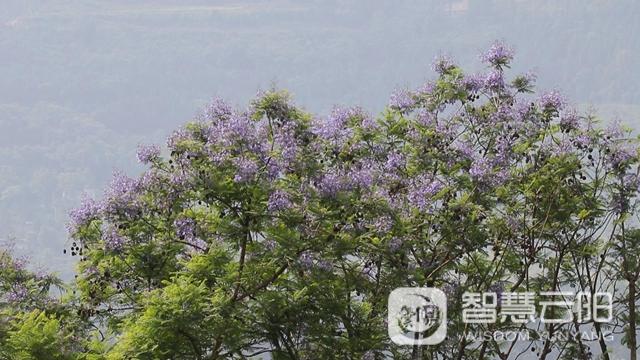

[1,0,638,278]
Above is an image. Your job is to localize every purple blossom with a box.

[268,190,292,212]
[609,144,636,168]
[6,284,29,303]
[431,54,456,74]
[0,252,28,273]
[416,81,436,96]
[316,259,333,272]
[538,90,565,110]
[13,256,28,272]
[494,136,513,165]
[317,170,347,197]
[233,158,258,183]
[266,161,283,180]
[136,144,161,164]
[605,121,624,140]
[68,196,101,233]
[574,135,592,148]
[370,215,394,234]
[451,140,475,159]
[408,176,444,210]
[385,152,405,171]
[207,113,257,149]
[350,163,376,188]
[174,218,197,242]
[470,158,491,179]
[298,251,314,270]
[204,97,234,121]
[552,138,575,157]
[170,171,190,187]
[416,109,436,127]
[167,128,190,150]
[102,225,126,252]
[314,106,362,140]
[361,261,376,278]
[105,172,140,201]
[359,113,378,130]
[274,122,299,163]
[480,41,515,67]
[140,170,164,189]
[102,172,142,219]
[388,88,416,112]
[560,109,580,129]
[484,70,505,90]
[462,73,485,92]
[297,251,332,272]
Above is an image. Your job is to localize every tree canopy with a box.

[2,42,640,359]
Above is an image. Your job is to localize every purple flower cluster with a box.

[385,152,405,171]
[416,108,436,127]
[274,121,299,163]
[538,90,565,110]
[388,88,415,112]
[462,73,485,93]
[559,109,580,129]
[204,97,234,121]
[470,158,492,179]
[407,176,444,211]
[174,217,197,242]
[480,41,515,67]
[68,195,101,233]
[314,106,364,140]
[484,70,505,90]
[317,170,347,197]
[6,284,29,303]
[167,128,190,151]
[350,163,376,188]
[371,215,394,234]
[609,144,636,168]
[431,54,456,74]
[233,157,258,183]
[268,190,292,212]
[205,107,261,157]
[136,144,161,164]
[297,251,313,269]
[102,172,142,219]
[605,121,624,140]
[297,251,333,272]
[102,225,126,252]
[105,172,140,201]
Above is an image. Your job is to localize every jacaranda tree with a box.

[3,42,639,359]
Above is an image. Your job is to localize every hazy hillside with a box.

[1,0,638,276]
